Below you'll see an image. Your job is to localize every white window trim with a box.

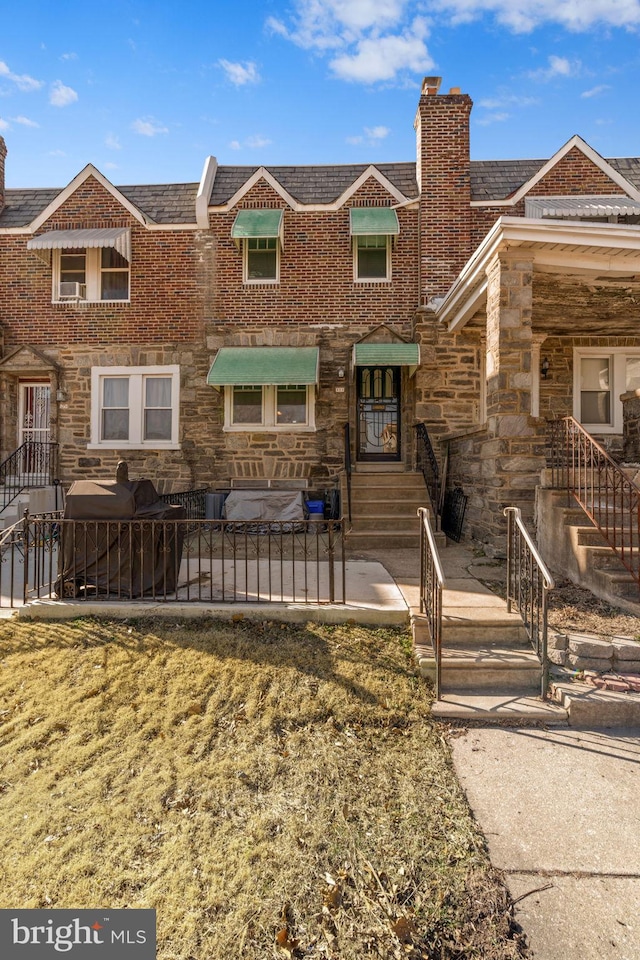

[52,248,131,303]
[242,238,280,285]
[353,234,391,283]
[573,347,640,433]
[223,384,316,432]
[89,365,180,449]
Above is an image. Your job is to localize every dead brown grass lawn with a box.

[0,616,524,960]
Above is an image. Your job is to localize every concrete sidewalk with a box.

[449,725,640,960]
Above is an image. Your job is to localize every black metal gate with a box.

[356,366,400,462]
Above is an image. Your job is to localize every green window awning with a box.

[207,347,319,387]
[349,207,399,236]
[231,209,284,243]
[353,343,420,367]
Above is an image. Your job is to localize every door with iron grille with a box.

[356,366,400,461]
[18,382,51,479]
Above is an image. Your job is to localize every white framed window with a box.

[89,366,180,449]
[354,234,390,281]
[574,348,640,433]
[224,384,315,432]
[54,247,130,302]
[244,237,279,283]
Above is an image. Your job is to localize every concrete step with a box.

[345,530,421,550]
[431,692,568,723]
[417,644,542,692]
[349,516,421,534]
[350,497,429,515]
[350,473,426,490]
[413,617,527,647]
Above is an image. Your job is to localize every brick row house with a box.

[1,76,640,553]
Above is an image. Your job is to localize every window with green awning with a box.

[207,347,319,386]
[231,209,284,241]
[349,208,400,236]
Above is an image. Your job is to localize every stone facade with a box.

[1,82,640,543]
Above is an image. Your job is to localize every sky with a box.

[1,0,640,189]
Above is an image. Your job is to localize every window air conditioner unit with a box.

[58,281,87,300]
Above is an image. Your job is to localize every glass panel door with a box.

[18,382,51,478]
[357,365,400,461]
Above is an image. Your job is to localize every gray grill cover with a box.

[57,479,186,598]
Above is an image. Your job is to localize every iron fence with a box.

[418,506,445,699]
[548,416,640,589]
[159,488,209,520]
[1,514,347,608]
[504,506,555,699]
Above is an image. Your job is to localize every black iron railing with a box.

[0,441,59,512]
[343,422,352,524]
[548,416,640,588]
[1,514,347,608]
[418,506,445,699]
[504,506,555,699]
[159,488,209,520]
[415,423,440,528]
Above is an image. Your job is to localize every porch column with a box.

[482,253,545,529]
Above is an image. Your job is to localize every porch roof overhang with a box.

[26,227,131,264]
[206,346,319,387]
[525,195,640,219]
[352,342,419,375]
[434,216,640,332]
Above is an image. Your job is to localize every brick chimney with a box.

[414,78,473,303]
[0,136,6,214]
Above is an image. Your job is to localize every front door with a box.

[18,382,51,478]
[356,365,401,461]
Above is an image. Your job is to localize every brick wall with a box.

[414,84,473,302]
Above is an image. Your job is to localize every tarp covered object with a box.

[222,490,306,522]
[57,479,186,598]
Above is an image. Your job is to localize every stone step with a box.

[345,530,421,550]
[413,616,528,646]
[551,680,640,727]
[431,692,568,723]
[350,516,421,533]
[350,474,426,491]
[417,644,542,692]
[350,495,429,513]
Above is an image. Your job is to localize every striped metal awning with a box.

[352,342,420,368]
[207,347,319,387]
[27,227,131,264]
[231,209,284,246]
[349,207,400,235]
[525,196,640,219]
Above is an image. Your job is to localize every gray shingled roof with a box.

[0,182,199,229]
[208,163,419,206]
[2,156,640,228]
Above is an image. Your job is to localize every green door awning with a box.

[353,343,420,367]
[207,347,319,387]
[349,207,399,236]
[231,209,284,242]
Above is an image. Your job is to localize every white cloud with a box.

[527,55,581,81]
[476,111,510,125]
[60,52,78,61]
[49,80,78,106]
[103,161,119,170]
[330,18,434,82]
[131,118,169,137]
[581,84,611,98]
[218,59,261,86]
[0,60,43,92]
[13,115,39,127]
[0,117,9,131]
[246,134,272,148]
[432,0,640,32]
[47,149,66,157]
[267,2,434,84]
[229,139,242,150]
[105,133,121,150]
[478,94,538,109]
[347,124,391,145]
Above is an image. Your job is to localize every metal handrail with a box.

[0,441,59,512]
[504,506,555,700]
[548,416,640,588]
[343,422,352,524]
[415,423,440,529]
[418,506,446,699]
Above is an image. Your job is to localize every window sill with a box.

[242,280,279,287]
[87,442,181,450]
[354,277,390,284]
[223,425,315,433]
[53,299,131,306]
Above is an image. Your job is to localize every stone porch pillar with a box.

[482,254,545,531]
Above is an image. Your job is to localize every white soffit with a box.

[525,195,640,219]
